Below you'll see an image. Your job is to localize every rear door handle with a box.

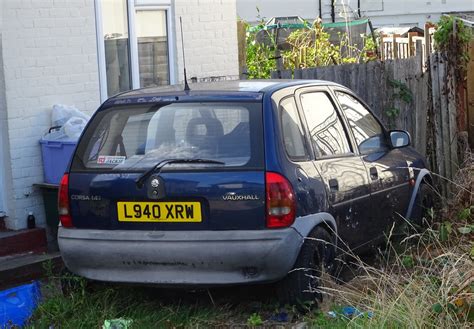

[369,166,378,180]
[328,178,339,191]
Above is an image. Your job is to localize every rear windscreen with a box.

[71,102,263,172]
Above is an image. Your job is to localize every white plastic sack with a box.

[43,104,91,141]
[51,104,90,127]
[62,116,88,140]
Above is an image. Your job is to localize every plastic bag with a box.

[102,318,133,329]
[63,116,88,140]
[51,104,90,127]
[43,104,90,141]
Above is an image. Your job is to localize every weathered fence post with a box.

[237,20,247,79]
[392,34,398,59]
[468,39,474,148]
[415,39,423,71]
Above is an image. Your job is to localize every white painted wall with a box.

[174,0,239,82]
[0,2,8,217]
[1,0,101,230]
[237,0,474,27]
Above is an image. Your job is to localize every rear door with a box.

[69,101,266,230]
[333,89,411,234]
[295,87,374,250]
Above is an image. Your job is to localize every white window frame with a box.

[95,0,176,102]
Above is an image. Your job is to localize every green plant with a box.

[401,255,415,268]
[244,8,276,79]
[439,221,453,242]
[389,78,413,103]
[361,33,378,62]
[245,16,379,77]
[384,78,413,128]
[246,313,263,326]
[281,20,341,69]
[245,28,276,79]
[433,15,472,83]
[458,206,473,221]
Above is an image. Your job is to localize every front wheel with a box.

[276,226,335,309]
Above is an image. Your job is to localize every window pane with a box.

[336,92,389,154]
[136,10,169,87]
[102,0,132,97]
[300,92,351,156]
[73,103,263,171]
[280,97,308,159]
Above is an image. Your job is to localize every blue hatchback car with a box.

[58,80,433,305]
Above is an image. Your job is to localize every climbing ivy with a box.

[433,15,472,82]
[384,78,413,128]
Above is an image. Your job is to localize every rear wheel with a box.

[276,226,335,309]
[411,182,435,227]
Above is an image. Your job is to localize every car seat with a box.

[185,117,224,156]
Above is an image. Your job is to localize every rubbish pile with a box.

[39,104,91,184]
[42,104,90,141]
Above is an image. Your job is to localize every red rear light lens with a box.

[265,172,296,228]
[58,173,73,228]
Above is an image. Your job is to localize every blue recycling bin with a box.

[39,139,77,184]
[0,281,41,327]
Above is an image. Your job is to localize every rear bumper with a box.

[58,227,303,286]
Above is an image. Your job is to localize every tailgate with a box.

[68,100,265,230]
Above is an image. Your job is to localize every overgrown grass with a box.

[317,153,474,328]
[29,283,240,328]
[318,225,473,328]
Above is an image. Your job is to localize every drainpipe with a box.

[331,0,335,22]
[319,0,322,19]
[357,0,361,18]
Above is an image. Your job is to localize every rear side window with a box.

[300,92,351,157]
[71,102,263,171]
[280,97,308,160]
[335,91,389,154]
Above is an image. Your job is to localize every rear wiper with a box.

[135,158,225,188]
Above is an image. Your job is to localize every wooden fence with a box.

[271,52,462,194]
[468,39,474,148]
[379,23,436,64]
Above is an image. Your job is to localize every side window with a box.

[300,92,351,157]
[335,91,389,154]
[280,97,308,160]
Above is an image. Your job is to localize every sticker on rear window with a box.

[97,155,126,165]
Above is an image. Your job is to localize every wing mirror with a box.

[389,130,411,148]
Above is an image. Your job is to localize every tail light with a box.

[265,172,296,228]
[58,173,73,228]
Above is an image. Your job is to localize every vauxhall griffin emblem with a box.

[148,176,165,199]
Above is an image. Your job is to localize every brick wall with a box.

[1,0,101,229]
[174,0,239,82]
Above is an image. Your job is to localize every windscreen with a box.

[71,102,263,172]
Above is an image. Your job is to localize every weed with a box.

[246,313,263,326]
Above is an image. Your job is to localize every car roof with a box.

[103,80,343,106]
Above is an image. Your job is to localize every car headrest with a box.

[185,117,224,144]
